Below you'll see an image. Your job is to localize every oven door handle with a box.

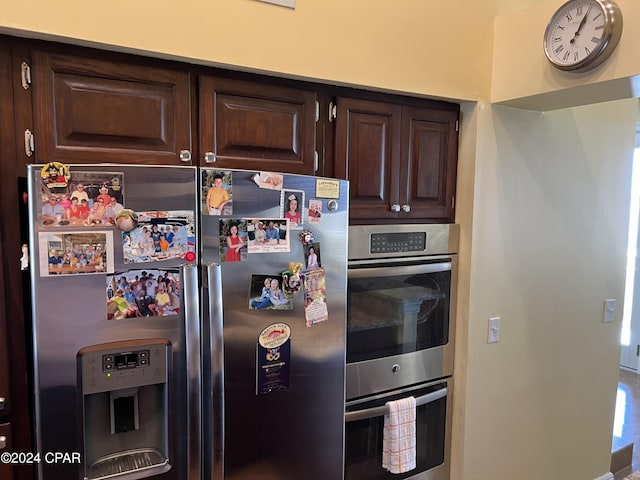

[348,262,451,278]
[345,387,448,423]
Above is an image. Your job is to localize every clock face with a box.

[543,0,622,71]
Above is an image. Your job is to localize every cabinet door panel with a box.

[0,422,15,480]
[199,76,316,174]
[32,51,192,165]
[335,98,401,220]
[400,107,458,221]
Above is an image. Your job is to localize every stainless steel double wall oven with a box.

[345,224,459,480]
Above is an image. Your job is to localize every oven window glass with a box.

[347,264,451,363]
[345,382,447,480]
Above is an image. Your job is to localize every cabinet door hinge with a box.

[315,101,319,122]
[329,102,337,122]
[636,344,640,356]
[455,120,459,132]
[21,62,31,90]
[24,129,35,157]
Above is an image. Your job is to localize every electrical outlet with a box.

[488,316,500,343]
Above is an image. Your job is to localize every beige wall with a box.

[0,0,497,102]
[493,0,640,109]
[455,99,637,479]
[2,1,640,479]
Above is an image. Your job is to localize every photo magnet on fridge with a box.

[247,219,291,253]
[307,199,322,224]
[252,171,283,190]
[249,274,293,311]
[122,210,195,264]
[280,189,305,229]
[219,219,248,262]
[38,230,114,277]
[40,170,126,227]
[106,268,181,319]
[202,169,233,216]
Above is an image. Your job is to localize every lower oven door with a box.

[344,377,452,480]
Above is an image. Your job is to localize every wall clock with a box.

[543,0,623,72]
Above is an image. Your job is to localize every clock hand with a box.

[571,5,591,44]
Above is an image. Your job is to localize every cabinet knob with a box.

[390,204,401,212]
[401,204,411,213]
[0,397,4,410]
[179,150,192,162]
[0,435,6,449]
[204,152,216,164]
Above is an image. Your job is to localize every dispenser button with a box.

[139,359,149,366]
[104,363,114,371]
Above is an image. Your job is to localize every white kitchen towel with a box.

[382,396,416,474]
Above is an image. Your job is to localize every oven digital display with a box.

[370,232,426,254]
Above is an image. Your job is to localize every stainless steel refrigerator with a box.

[27,164,348,480]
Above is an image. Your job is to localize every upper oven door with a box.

[347,256,455,365]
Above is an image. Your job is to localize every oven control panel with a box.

[370,232,426,253]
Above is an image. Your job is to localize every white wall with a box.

[455,99,637,479]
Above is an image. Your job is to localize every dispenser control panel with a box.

[78,339,169,395]
[103,350,150,372]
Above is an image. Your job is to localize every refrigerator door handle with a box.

[206,263,225,480]
[182,264,202,479]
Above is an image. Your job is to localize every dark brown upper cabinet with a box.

[335,97,459,223]
[199,76,317,174]
[31,50,193,165]
[399,106,459,221]
[334,98,402,221]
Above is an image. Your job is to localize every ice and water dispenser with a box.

[78,339,171,480]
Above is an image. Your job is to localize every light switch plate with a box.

[604,299,616,323]
[488,316,500,343]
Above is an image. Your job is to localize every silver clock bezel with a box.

[543,0,623,72]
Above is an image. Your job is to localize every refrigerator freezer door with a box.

[28,164,200,480]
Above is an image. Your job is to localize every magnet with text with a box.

[315,178,340,199]
[303,268,328,326]
[256,323,291,395]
